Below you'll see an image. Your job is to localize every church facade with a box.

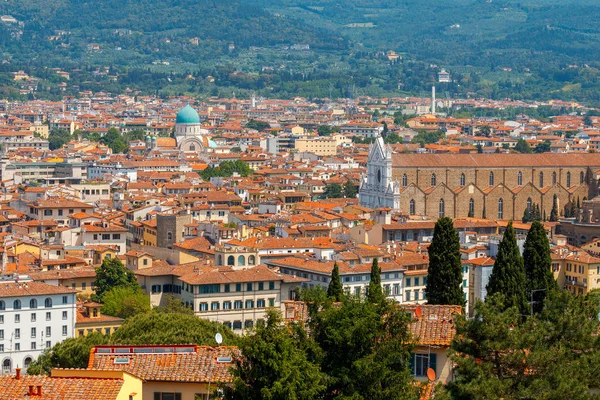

[360,137,600,221]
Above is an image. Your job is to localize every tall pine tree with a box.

[549,194,558,222]
[426,217,465,305]
[367,258,385,304]
[487,221,528,313]
[523,220,557,314]
[327,262,343,302]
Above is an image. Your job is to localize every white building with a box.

[87,162,137,182]
[0,275,77,374]
[358,136,401,209]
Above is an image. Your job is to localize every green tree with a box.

[224,309,327,400]
[522,206,532,223]
[101,127,128,154]
[549,194,559,222]
[155,294,194,315]
[111,312,236,346]
[317,125,333,136]
[343,179,357,198]
[514,138,532,153]
[426,217,465,305]
[48,129,73,150]
[479,125,491,137]
[101,286,151,319]
[93,257,140,301]
[534,140,552,153]
[245,119,270,131]
[323,183,343,198]
[310,297,418,399]
[486,222,528,313]
[367,258,385,304]
[27,332,108,375]
[327,262,343,302]
[523,220,557,314]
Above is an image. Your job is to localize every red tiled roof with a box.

[0,374,124,400]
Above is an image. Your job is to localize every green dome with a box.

[176,104,200,124]
[145,136,151,141]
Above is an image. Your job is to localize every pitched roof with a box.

[88,345,239,383]
[0,281,78,298]
[0,374,124,400]
[404,304,463,347]
[392,153,600,168]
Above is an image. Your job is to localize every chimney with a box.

[37,385,42,396]
[28,386,35,396]
[15,368,20,380]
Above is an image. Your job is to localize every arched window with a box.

[227,256,235,266]
[517,171,523,186]
[190,144,196,151]
[551,172,556,185]
[30,299,37,309]
[167,232,173,241]
[44,298,52,308]
[580,171,585,184]
[237,255,246,266]
[539,172,544,188]
[566,172,571,187]
[439,199,445,218]
[2,359,11,373]
[216,254,222,266]
[13,300,21,310]
[460,173,466,187]
[527,198,532,211]
[248,255,256,265]
[409,199,415,215]
[402,174,408,187]
[469,199,475,216]
[0,300,4,311]
[23,357,32,369]
[498,198,504,220]
[431,173,437,187]
[489,172,494,186]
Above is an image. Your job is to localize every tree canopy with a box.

[523,220,557,314]
[101,286,151,319]
[93,257,140,302]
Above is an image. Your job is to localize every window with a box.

[489,172,494,186]
[93,234,98,241]
[30,313,35,322]
[527,197,532,212]
[46,341,51,349]
[46,312,51,321]
[30,299,37,309]
[257,299,266,308]
[45,298,52,308]
[539,172,544,188]
[430,173,437,187]
[46,327,51,336]
[223,301,232,310]
[269,298,275,307]
[498,198,504,220]
[44,210,52,216]
[13,300,21,310]
[211,302,220,311]
[234,301,243,309]
[258,282,264,291]
[14,314,20,323]
[224,284,230,293]
[406,278,411,287]
[247,283,253,291]
[58,209,63,216]
[580,171,585,184]
[248,255,256,265]
[245,320,254,329]
[236,283,242,292]
[62,311,67,320]
[269,281,275,290]
[199,284,220,294]
[14,343,19,351]
[233,321,242,330]
[438,199,445,218]
[167,232,173,241]
[414,277,420,286]
[469,199,474,216]
[405,290,411,301]
[517,171,523,186]
[227,256,235,266]
[411,353,437,377]
[0,301,4,311]
[566,171,571,187]
[102,234,110,240]
[113,234,121,240]
[238,255,245,266]
[460,173,465,187]
[402,174,408,187]
[409,199,415,215]
[245,300,254,309]
[199,303,208,312]
[31,327,36,338]
[552,172,556,185]
[0,330,3,340]
[62,296,68,304]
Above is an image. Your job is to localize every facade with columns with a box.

[360,139,600,220]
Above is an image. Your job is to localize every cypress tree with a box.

[487,221,528,313]
[534,204,541,221]
[426,217,465,305]
[523,220,557,314]
[549,194,558,222]
[522,207,531,223]
[327,262,344,302]
[367,258,385,304]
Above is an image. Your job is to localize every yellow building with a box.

[32,123,49,138]
[552,247,600,295]
[75,302,123,337]
[294,136,337,156]
[142,219,158,246]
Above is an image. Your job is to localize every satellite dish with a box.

[426,367,436,382]
[215,332,223,345]
[415,306,423,318]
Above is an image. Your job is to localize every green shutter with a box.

[429,353,437,375]
[409,353,415,375]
